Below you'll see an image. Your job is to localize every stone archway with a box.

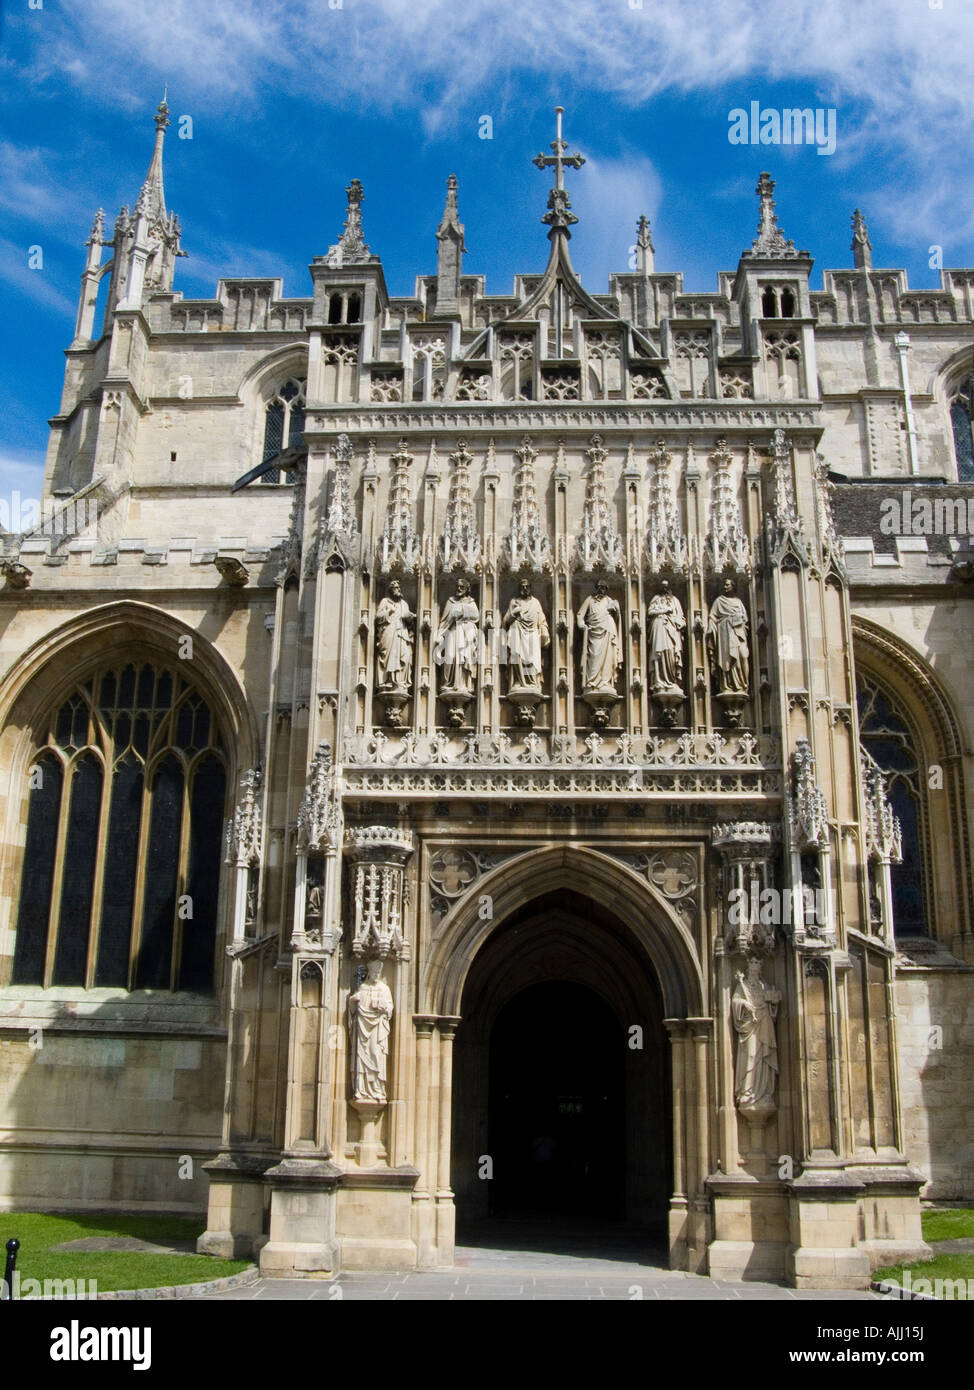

[421,845,706,1266]
[451,889,671,1238]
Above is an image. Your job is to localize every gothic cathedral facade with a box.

[1,103,972,1288]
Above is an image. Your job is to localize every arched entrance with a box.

[450,888,671,1237]
[488,979,625,1219]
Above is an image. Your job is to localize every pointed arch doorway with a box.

[451,888,671,1240]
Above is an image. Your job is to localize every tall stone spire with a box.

[435,174,465,316]
[115,95,184,310]
[635,214,655,274]
[533,106,585,240]
[327,179,373,267]
[751,172,796,257]
[851,208,873,270]
[139,95,171,222]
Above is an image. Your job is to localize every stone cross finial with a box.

[636,214,655,274]
[751,172,796,257]
[851,208,872,270]
[533,106,585,236]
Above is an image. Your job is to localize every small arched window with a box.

[11,663,228,991]
[949,376,974,481]
[262,377,306,481]
[780,287,796,318]
[857,674,928,936]
[761,286,778,318]
[328,293,343,325]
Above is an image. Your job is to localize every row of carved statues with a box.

[345,954,777,1115]
[374,577,750,726]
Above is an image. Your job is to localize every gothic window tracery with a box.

[410,337,447,402]
[948,374,974,481]
[262,377,306,481]
[856,674,928,936]
[499,334,535,401]
[10,663,228,991]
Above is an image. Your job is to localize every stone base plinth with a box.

[198,1151,273,1259]
[707,1174,789,1281]
[337,1166,420,1269]
[259,1156,341,1279]
[786,1168,871,1290]
[708,1240,788,1281]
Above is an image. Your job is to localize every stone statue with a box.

[348,959,394,1103]
[707,578,750,696]
[374,580,414,691]
[576,580,622,695]
[435,577,480,696]
[306,881,323,922]
[503,578,550,693]
[647,580,685,696]
[732,957,780,1114]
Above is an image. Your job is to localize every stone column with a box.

[686,1018,713,1274]
[663,1018,688,1270]
[412,1015,438,1266]
[435,1017,461,1261]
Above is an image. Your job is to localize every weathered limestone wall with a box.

[895,968,974,1199]
[0,1021,226,1212]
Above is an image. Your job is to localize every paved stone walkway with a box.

[200,1222,879,1301]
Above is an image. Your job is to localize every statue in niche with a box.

[503,578,550,693]
[707,578,750,696]
[435,577,480,697]
[374,580,415,692]
[732,957,781,1116]
[306,880,324,924]
[348,958,394,1103]
[647,580,686,696]
[576,579,622,695]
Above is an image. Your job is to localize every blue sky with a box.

[2,0,973,502]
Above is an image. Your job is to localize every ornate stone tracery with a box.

[344,826,415,957]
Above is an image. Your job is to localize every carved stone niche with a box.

[343,827,415,958]
[711,820,780,957]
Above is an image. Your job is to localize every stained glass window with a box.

[261,377,307,482]
[11,663,228,990]
[857,675,928,936]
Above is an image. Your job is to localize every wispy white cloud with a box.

[0,238,75,317]
[24,0,973,125]
[0,142,91,226]
[17,0,974,243]
[570,152,663,287]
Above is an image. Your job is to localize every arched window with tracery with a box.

[948,374,974,481]
[262,377,306,481]
[856,673,928,936]
[11,662,228,991]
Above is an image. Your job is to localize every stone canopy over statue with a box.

[732,957,780,1118]
[348,959,394,1104]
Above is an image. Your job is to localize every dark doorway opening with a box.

[487,980,625,1219]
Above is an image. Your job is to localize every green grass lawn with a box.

[920,1207,974,1243]
[2,1212,251,1294]
[873,1207,974,1296]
